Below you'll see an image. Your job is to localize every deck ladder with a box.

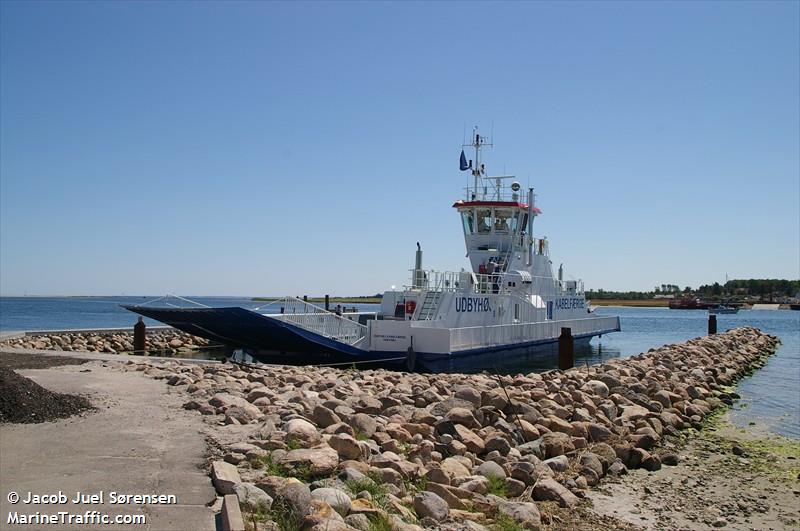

[417,291,442,320]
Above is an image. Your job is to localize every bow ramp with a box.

[123,297,368,351]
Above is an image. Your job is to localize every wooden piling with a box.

[133,317,146,355]
[325,294,330,311]
[708,314,717,335]
[558,327,574,370]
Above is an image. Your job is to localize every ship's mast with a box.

[465,127,492,200]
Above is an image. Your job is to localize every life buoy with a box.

[405,300,416,315]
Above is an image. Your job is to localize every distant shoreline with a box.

[590,299,670,307]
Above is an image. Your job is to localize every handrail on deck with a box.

[263,296,367,346]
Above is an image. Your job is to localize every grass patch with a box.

[291,461,315,482]
[490,513,524,531]
[486,474,507,498]
[367,512,394,531]
[344,476,387,502]
[353,428,370,441]
[265,499,301,531]
[403,475,428,496]
[285,438,301,450]
[248,454,285,477]
[397,441,415,457]
[248,453,319,482]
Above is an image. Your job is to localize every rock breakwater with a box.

[122,327,778,530]
[1,329,213,355]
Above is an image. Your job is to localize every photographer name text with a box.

[9,491,176,505]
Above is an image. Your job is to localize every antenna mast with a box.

[464,126,492,200]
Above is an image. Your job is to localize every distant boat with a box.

[669,296,712,310]
[709,304,739,314]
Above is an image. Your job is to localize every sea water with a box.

[0,297,797,438]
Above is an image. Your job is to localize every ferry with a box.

[125,130,620,372]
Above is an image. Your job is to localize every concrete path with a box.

[0,360,217,530]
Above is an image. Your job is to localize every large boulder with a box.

[233,483,273,511]
[285,418,322,446]
[581,380,610,398]
[454,386,482,408]
[329,433,364,461]
[587,423,615,442]
[539,431,575,458]
[311,405,342,428]
[481,390,509,410]
[496,501,541,529]
[210,461,241,495]
[533,478,579,508]
[311,487,352,516]
[446,407,481,429]
[484,434,512,455]
[440,457,471,478]
[275,480,313,517]
[413,491,450,522]
[591,443,617,471]
[543,455,568,472]
[453,424,485,453]
[349,413,377,438]
[279,447,339,476]
[476,460,506,479]
[579,452,604,478]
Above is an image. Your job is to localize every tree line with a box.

[587,279,799,300]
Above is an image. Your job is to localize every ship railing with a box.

[408,269,584,296]
[408,269,516,294]
[449,315,620,352]
[259,296,367,346]
[462,183,526,203]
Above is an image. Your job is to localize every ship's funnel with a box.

[414,243,423,288]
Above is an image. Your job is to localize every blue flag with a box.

[459,150,471,171]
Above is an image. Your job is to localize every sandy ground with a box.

[0,357,217,531]
[587,413,800,530]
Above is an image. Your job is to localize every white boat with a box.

[708,305,739,314]
[126,129,620,372]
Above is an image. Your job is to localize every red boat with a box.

[669,297,713,310]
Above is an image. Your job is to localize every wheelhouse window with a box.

[509,210,521,233]
[460,210,474,235]
[494,209,512,232]
[477,209,492,233]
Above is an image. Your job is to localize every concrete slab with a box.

[0,361,217,530]
[0,346,220,365]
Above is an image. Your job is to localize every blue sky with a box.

[1,1,798,296]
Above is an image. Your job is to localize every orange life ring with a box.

[405,300,416,315]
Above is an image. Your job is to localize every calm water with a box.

[1,298,797,438]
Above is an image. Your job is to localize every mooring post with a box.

[133,316,146,355]
[558,327,574,370]
[708,314,717,335]
[303,295,308,302]
[325,294,330,311]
